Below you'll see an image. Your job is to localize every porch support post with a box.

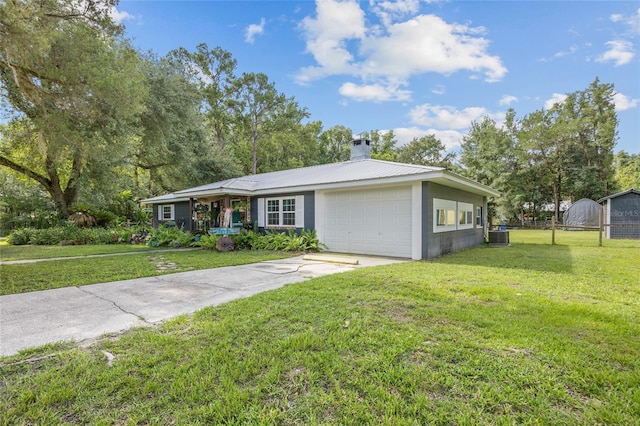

[189,198,194,232]
[411,182,422,260]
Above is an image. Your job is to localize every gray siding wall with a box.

[422,182,485,259]
[251,191,315,233]
[152,201,191,230]
[607,192,640,239]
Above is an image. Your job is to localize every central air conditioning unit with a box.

[488,230,509,245]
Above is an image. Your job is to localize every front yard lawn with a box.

[1,230,638,424]
[0,242,158,261]
[0,250,295,295]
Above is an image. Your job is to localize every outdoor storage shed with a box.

[563,198,602,229]
[598,189,640,239]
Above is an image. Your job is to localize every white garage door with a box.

[321,186,413,258]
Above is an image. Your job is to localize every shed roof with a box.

[597,189,640,203]
[142,158,499,204]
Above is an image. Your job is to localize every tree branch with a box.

[0,155,52,190]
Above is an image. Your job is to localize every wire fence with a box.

[551,215,640,245]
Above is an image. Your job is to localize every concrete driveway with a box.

[0,254,405,357]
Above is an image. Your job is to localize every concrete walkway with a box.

[0,254,405,357]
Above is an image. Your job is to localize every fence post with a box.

[599,209,603,247]
[551,216,556,245]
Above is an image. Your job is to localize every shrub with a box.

[7,228,35,245]
[59,222,85,243]
[148,225,194,248]
[230,231,262,250]
[29,227,65,245]
[193,234,219,250]
[7,224,152,246]
[92,210,118,227]
[298,229,324,252]
[245,229,324,252]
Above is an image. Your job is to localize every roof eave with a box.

[251,170,499,197]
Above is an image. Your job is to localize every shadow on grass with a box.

[435,242,574,274]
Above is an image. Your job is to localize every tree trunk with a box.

[252,126,258,175]
[45,156,71,215]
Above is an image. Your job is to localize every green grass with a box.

[0,250,295,295]
[1,230,639,424]
[0,243,159,261]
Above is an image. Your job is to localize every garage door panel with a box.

[321,186,413,258]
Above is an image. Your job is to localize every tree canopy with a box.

[460,78,620,223]
[1,0,145,214]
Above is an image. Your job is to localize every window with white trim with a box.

[458,202,474,230]
[158,204,175,221]
[434,198,457,233]
[434,199,476,232]
[266,197,296,227]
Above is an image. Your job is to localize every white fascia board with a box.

[175,188,253,199]
[431,171,501,197]
[140,195,191,205]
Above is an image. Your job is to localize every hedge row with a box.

[7,225,323,253]
[7,224,144,246]
[195,230,324,252]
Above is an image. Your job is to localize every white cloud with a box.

[109,8,138,25]
[409,104,490,129]
[499,95,518,106]
[372,0,420,27]
[554,44,579,58]
[610,14,623,23]
[611,8,640,35]
[245,18,266,44]
[338,82,411,102]
[359,15,507,82]
[432,84,446,95]
[596,40,635,66]
[544,93,567,110]
[296,1,507,87]
[613,92,639,111]
[295,0,366,84]
[393,127,464,150]
[631,8,640,34]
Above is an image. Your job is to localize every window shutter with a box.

[295,195,305,228]
[158,205,162,220]
[257,198,265,227]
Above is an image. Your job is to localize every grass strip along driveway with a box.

[1,230,639,424]
[0,248,294,295]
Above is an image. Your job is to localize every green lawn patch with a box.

[0,243,157,262]
[0,250,294,295]
[1,230,639,424]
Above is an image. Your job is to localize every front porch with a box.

[190,195,251,234]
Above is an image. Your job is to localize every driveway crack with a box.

[76,287,149,323]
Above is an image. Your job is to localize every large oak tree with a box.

[0,0,145,214]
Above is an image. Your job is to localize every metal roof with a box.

[142,159,499,203]
[597,188,640,203]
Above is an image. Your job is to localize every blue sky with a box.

[115,0,640,154]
